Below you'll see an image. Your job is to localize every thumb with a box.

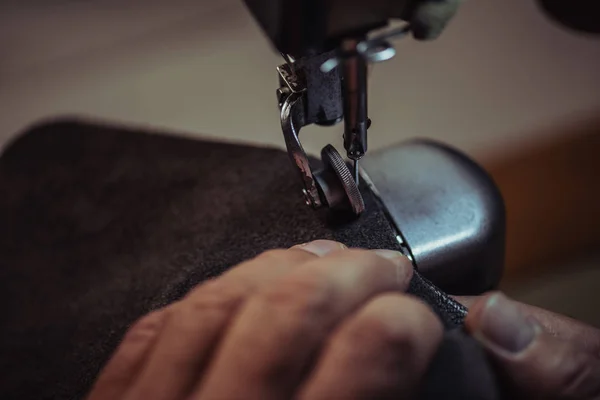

[465,292,600,400]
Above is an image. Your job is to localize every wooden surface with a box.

[484,115,600,282]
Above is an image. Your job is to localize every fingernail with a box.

[373,249,406,262]
[477,293,536,353]
[294,240,346,257]
[372,250,413,284]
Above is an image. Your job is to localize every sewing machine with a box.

[0,2,597,399]
[243,0,503,294]
[241,0,598,294]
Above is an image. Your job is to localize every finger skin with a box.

[488,329,600,399]
[298,294,443,400]
[457,294,600,357]
[87,310,167,400]
[466,293,600,399]
[123,248,317,400]
[192,249,413,400]
[292,239,347,256]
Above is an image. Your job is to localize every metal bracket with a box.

[277,63,323,209]
[277,56,366,215]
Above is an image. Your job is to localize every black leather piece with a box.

[0,118,499,399]
[422,329,500,400]
[408,272,468,329]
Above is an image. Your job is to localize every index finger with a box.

[192,249,413,400]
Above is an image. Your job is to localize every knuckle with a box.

[184,279,247,316]
[256,248,314,264]
[108,311,166,372]
[107,344,143,374]
[123,310,165,343]
[344,249,391,267]
[343,248,374,260]
[346,296,439,350]
[157,280,247,337]
[258,272,332,317]
[351,312,415,351]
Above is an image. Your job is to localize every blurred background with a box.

[1,0,599,324]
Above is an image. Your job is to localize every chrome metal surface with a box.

[279,89,323,209]
[341,39,369,162]
[320,24,411,73]
[361,140,505,294]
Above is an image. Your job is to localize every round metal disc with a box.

[320,144,365,215]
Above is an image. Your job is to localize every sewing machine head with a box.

[241,0,505,293]
[243,0,461,216]
[238,0,600,292]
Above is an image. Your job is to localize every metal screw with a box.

[301,189,312,206]
[277,87,291,107]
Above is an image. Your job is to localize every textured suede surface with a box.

[0,119,497,399]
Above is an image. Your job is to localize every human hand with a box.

[87,240,444,400]
[458,293,600,399]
